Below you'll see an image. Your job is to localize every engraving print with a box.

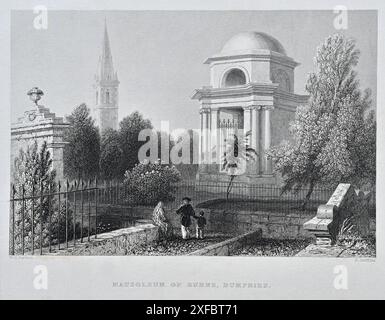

[10,10,376,258]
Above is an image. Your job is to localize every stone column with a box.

[242,107,252,175]
[264,107,272,174]
[200,107,210,165]
[207,109,211,164]
[243,107,251,135]
[251,106,260,174]
[211,108,220,163]
[201,109,207,164]
[199,109,203,165]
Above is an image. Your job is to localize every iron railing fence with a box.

[164,180,334,213]
[96,179,334,211]
[9,179,135,256]
[10,178,334,255]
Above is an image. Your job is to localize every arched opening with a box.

[223,69,247,87]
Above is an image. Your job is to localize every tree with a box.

[269,34,376,208]
[12,141,73,253]
[118,111,153,175]
[222,131,257,199]
[99,128,123,180]
[63,104,100,180]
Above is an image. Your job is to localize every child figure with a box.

[194,211,207,239]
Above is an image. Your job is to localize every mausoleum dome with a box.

[221,32,286,55]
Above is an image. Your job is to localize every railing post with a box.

[39,180,43,255]
[48,182,52,253]
[73,181,77,246]
[65,180,69,249]
[88,179,91,241]
[31,182,35,255]
[57,181,61,251]
[11,185,16,255]
[95,178,98,239]
[81,180,84,243]
[21,186,25,255]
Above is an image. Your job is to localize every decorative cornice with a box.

[192,82,279,100]
[204,50,300,69]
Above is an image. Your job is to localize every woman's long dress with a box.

[152,203,173,239]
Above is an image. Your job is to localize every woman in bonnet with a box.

[152,201,173,239]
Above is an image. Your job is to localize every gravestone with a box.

[303,183,371,245]
[11,87,70,181]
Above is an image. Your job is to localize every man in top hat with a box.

[176,197,195,239]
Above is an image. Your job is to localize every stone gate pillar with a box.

[11,87,70,182]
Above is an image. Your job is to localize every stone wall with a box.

[133,204,376,239]
[52,222,159,255]
[188,229,262,256]
[271,107,295,146]
[109,204,376,240]
[206,209,314,239]
[131,205,316,239]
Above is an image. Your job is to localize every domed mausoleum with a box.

[192,31,308,185]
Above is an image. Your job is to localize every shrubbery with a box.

[12,141,74,253]
[123,161,181,206]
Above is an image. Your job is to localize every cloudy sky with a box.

[11,10,377,130]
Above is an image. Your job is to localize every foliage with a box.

[64,103,100,180]
[11,141,73,254]
[336,217,375,256]
[269,34,376,208]
[123,160,181,206]
[118,111,153,175]
[100,128,123,180]
[222,131,257,199]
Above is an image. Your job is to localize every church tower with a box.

[94,21,119,133]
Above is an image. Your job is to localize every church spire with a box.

[94,19,119,132]
[97,19,118,81]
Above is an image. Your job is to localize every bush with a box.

[11,141,74,254]
[12,200,74,254]
[123,161,181,206]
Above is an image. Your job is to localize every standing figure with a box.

[194,211,207,239]
[176,197,195,239]
[152,201,173,239]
